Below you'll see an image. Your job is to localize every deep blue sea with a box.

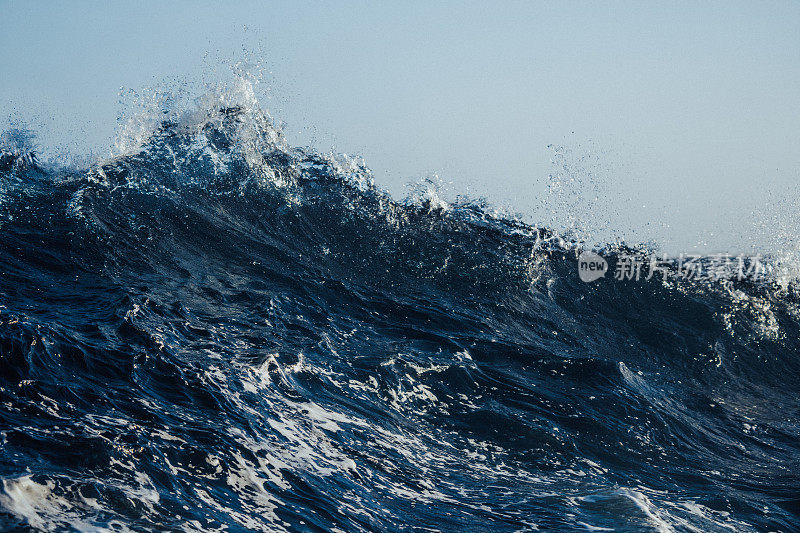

[0,94,798,532]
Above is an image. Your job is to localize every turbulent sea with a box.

[0,88,798,532]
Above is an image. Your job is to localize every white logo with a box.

[578,251,608,282]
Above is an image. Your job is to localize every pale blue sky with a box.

[2,1,799,252]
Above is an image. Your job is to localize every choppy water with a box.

[0,86,798,532]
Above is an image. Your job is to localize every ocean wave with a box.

[0,80,798,531]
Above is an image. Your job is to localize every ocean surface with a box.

[0,87,798,532]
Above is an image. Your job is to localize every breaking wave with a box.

[0,79,798,532]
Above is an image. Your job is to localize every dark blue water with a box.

[0,101,798,532]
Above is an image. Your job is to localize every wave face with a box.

[0,91,799,532]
